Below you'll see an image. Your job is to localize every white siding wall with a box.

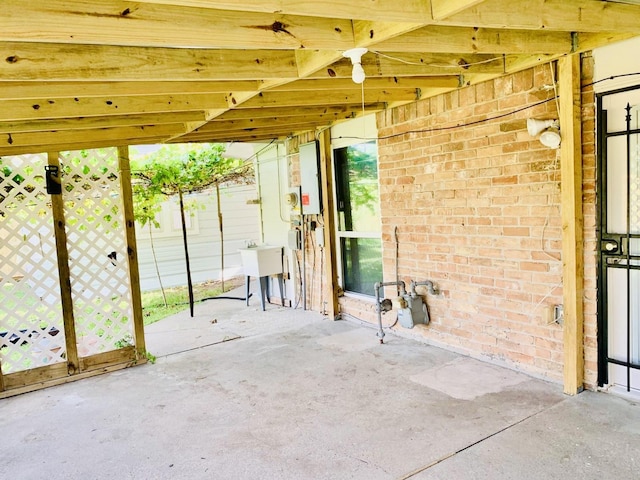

[136,184,260,291]
[593,37,640,93]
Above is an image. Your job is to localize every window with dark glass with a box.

[334,141,382,296]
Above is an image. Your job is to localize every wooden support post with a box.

[319,129,340,319]
[117,146,147,359]
[559,54,585,395]
[48,152,80,374]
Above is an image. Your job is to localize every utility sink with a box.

[239,245,283,277]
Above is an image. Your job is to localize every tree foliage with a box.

[130,143,254,317]
[132,143,253,196]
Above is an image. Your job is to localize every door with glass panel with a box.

[598,86,640,395]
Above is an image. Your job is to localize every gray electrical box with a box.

[288,229,301,250]
[299,141,321,215]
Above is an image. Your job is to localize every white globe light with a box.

[352,63,366,84]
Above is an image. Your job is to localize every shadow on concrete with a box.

[1,285,639,479]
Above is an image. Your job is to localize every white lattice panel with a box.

[0,154,67,374]
[60,149,134,357]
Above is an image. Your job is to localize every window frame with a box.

[331,135,382,299]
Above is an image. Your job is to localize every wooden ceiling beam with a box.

[0,112,208,135]
[430,0,487,20]
[295,50,345,79]
[0,94,228,122]
[353,21,426,47]
[0,81,261,101]
[170,132,281,143]
[372,26,573,54]
[308,53,505,80]
[265,76,461,91]
[0,42,299,81]
[211,104,388,121]
[0,112,208,134]
[193,113,359,133]
[0,136,172,156]
[236,89,417,109]
[440,0,640,33]
[2,0,354,50]
[130,0,435,23]
[176,125,319,142]
[0,124,184,149]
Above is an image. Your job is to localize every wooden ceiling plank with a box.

[0,94,228,122]
[193,113,359,133]
[2,0,354,50]
[295,50,345,79]
[236,89,416,109]
[0,42,299,81]
[191,123,330,137]
[265,76,461,91]
[0,137,172,156]
[177,125,318,142]
[430,0,487,20]
[576,32,638,53]
[353,21,426,47]
[0,111,208,134]
[504,54,565,74]
[130,0,435,23]
[440,0,640,33]
[372,26,573,54]
[0,81,261,100]
[0,124,184,149]
[211,104,387,121]
[308,53,505,80]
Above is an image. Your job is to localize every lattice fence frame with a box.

[0,147,146,398]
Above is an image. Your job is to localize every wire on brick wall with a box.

[330,71,640,143]
[532,281,563,324]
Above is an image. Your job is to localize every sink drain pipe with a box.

[374,280,406,344]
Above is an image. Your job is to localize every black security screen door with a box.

[597,86,640,395]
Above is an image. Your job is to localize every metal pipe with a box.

[409,280,439,297]
[374,280,406,344]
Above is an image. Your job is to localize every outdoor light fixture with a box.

[342,47,368,84]
[527,118,562,149]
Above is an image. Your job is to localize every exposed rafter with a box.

[0,0,638,154]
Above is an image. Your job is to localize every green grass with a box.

[141,277,243,325]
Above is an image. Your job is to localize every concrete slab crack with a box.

[395,404,556,479]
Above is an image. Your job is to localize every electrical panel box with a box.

[299,141,322,215]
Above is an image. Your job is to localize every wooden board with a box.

[559,54,584,395]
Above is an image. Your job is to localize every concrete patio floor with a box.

[1,289,639,479]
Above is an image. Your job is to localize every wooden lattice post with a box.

[48,152,80,375]
[118,146,147,360]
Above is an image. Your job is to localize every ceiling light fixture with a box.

[527,118,562,149]
[342,47,368,84]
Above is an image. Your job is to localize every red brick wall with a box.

[333,60,595,386]
[294,57,599,388]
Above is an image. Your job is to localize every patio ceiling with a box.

[1,0,639,155]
